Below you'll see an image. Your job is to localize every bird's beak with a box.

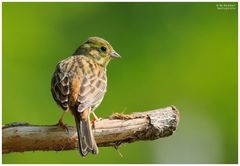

[110,51,121,58]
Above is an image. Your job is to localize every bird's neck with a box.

[73,47,88,56]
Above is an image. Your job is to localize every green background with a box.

[2,2,238,164]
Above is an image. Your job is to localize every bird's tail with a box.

[73,108,98,156]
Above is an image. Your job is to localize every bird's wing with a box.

[51,62,70,110]
[77,70,107,112]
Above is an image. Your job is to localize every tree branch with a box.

[2,106,180,154]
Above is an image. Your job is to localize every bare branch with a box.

[2,106,180,154]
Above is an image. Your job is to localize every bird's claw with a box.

[96,117,102,121]
[56,120,69,134]
[70,132,78,141]
[91,117,102,128]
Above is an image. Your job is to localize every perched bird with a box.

[51,37,120,156]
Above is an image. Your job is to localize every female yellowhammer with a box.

[51,37,120,156]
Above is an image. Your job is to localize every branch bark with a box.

[2,106,180,154]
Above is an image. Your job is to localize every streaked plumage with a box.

[51,37,120,156]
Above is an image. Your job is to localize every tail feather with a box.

[74,110,98,156]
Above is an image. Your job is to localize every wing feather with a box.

[77,71,107,112]
[51,62,70,110]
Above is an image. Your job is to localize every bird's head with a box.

[73,37,121,67]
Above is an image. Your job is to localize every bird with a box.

[51,37,121,156]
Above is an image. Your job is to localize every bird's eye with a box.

[100,46,107,52]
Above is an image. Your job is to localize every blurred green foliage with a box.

[2,2,238,164]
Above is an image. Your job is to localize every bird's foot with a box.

[55,120,69,134]
[91,111,102,127]
[95,117,102,121]
[90,117,102,128]
[70,132,78,141]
